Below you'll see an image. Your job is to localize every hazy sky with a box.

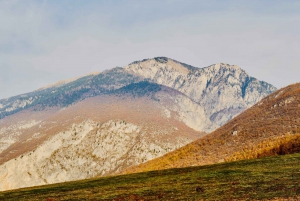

[0,0,299,99]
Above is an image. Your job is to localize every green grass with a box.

[1,153,300,200]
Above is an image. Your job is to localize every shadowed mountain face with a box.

[126,83,300,174]
[0,57,276,191]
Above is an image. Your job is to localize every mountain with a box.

[0,57,276,191]
[0,57,276,132]
[125,58,276,131]
[126,83,300,174]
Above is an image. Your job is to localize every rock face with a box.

[0,57,276,191]
[125,58,276,130]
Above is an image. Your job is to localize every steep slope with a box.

[0,82,204,191]
[126,83,300,173]
[125,57,276,130]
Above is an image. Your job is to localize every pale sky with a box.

[0,0,299,99]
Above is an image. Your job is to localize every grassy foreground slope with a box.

[1,153,300,200]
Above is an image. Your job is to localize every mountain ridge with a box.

[0,57,276,123]
[0,57,277,191]
[124,57,276,130]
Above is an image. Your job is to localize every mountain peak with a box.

[127,56,198,73]
[213,62,240,69]
[128,56,171,65]
[205,62,245,74]
[153,56,169,63]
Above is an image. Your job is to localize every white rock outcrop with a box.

[0,119,193,191]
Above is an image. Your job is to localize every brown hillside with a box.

[126,82,300,173]
[0,86,203,166]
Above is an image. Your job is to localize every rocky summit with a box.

[125,58,276,131]
[0,57,276,191]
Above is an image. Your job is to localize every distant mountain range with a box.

[0,57,276,191]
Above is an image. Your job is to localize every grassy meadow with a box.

[1,153,300,200]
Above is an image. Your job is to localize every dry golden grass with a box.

[227,133,300,161]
